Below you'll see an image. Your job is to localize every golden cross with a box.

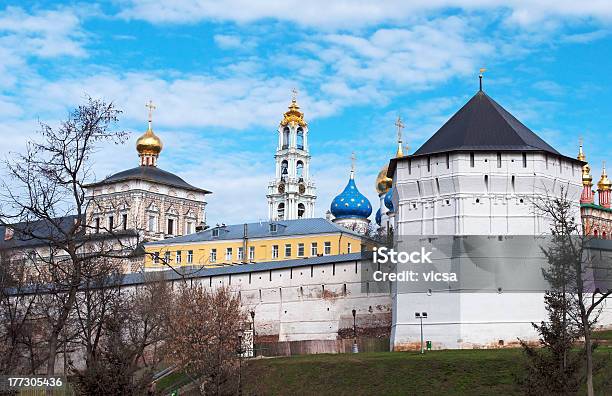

[395,116,404,143]
[291,88,298,102]
[579,137,584,147]
[146,100,156,122]
[351,151,356,173]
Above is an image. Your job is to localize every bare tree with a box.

[0,97,129,376]
[70,274,171,395]
[534,188,612,396]
[165,285,245,395]
[0,250,47,373]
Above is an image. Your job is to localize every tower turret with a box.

[578,139,594,204]
[266,90,316,220]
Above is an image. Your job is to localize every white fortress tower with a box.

[267,92,317,220]
[387,79,586,350]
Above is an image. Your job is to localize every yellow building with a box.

[143,218,376,270]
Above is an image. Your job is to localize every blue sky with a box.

[1,1,612,224]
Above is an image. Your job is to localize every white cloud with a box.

[213,34,256,50]
[119,0,612,29]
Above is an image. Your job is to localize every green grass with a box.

[155,371,189,393]
[243,348,612,396]
[593,329,612,340]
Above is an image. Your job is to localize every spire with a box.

[577,137,586,161]
[395,116,405,158]
[146,100,156,131]
[479,68,486,91]
[350,152,356,179]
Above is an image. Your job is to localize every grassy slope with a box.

[244,348,612,396]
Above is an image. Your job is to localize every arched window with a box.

[603,231,608,240]
[594,229,599,238]
[297,128,304,149]
[281,160,288,180]
[282,127,289,149]
[298,203,305,218]
[296,161,304,180]
[277,203,285,220]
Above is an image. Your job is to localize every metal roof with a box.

[86,166,211,194]
[145,217,364,247]
[0,215,80,250]
[388,90,584,177]
[122,252,366,285]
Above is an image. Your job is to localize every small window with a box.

[176,250,182,264]
[187,250,193,264]
[298,243,305,257]
[122,213,128,230]
[108,216,114,231]
[470,152,475,167]
[164,251,171,263]
[185,221,193,234]
[225,247,233,261]
[148,215,156,232]
[272,245,279,259]
[249,246,255,260]
[484,175,489,193]
[511,175,516,194]
[284,244,292,257]
[522,152,527,168]
[311,242,318,256]
[408,158,412,174]
[237,247,244,260]
[212,228,219,237]
[446,153,450,169]
[95,218,100,233]
[497,152,502,168]
[427,157,431,172]
[324,242,331,255]
[209,249,217,263]
[167,218,174,235]
[347,242,352,253]
[153,252,159,264]
[269,223,277,233]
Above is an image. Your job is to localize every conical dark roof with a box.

[413,90,560,156]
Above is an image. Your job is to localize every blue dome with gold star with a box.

[384,187,394,212]
[331,175,372,220]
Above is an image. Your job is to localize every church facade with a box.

[84,103,210,271]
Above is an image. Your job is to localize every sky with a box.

[1,1,612,225]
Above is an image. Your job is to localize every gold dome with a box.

[598,163,611,191]
[280,98,307,127]
[582,163,593,186]
[136,125,163,156]
[375,165,393,195]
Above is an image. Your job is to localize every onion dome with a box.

[375,208,382,226]
[384,187,394,212]
[375,165,393,195]
[331,170,372,220]
[598,162,611,191]
[280,95,307,127]
[136,125,163,156]
[577,141,592,186]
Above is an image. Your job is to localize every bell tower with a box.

[267,90,317,220]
